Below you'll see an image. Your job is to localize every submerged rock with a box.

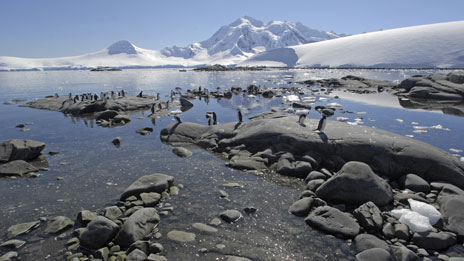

[44,216,73,234]
[172,147,192,157]
[0,160,38,177]
[219,210,242,223]
[167,230,196,243]
[120,174,174,201]
[7,221,40,238]
[114,208,160,248]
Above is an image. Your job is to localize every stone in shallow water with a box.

[0,139,46,163]
[0,251,18,261]
[192,223,218,233]
[353,201,383,232]
[0,160,39,177]
[120,174,174,201]
[288,197,313,217]
[140,192,161,207]
[305,206,360,238]
[219,210,242,223]
[315,161,393,207]
[172,147,192,157]
[167,230,196,243]
[356,248,393,261]
[44,216,73,234]
[79,216,119,250]
[0,239,26,249]
[7,221,40,238]
[354,234,389,252]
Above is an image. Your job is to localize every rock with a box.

[172,147,192,157]
[113,114,131,123]
[227,159,267,171]
[126,249,147,261]
[305,206,360,238]
[127,241,150,255]
[179,98,193,107]
[382,222,395,239]
[0,139,46,163]
[356,248,393,261]
[305,171,326,183]
[439,195,464,239]
[316,161,393,207]
[219,210,242,223]
[192,223,218,233]
[0,240,26,249]
[226,256,253,261]
[399,174,430,193]
[7,221,40,238]
[112,137,121,146]
[448,72,464,84]
[412,231,457,250]
[0,160,39,177]
[104,206,123,220]
[0,252,18,261]
[94,247,109,261]
[395,223,411,241]
[79,216,119,250]
[390,245,418,261]
[288,197,313,217]
[167,230,196,243]
[114,208,160,248]
[96,110,119,120]
[44,216,73,234]
[120,174,174,201]
[354,234,389,251]
[306,179,325,192]
[77,210,97,226]
[353,201,383,232]
[140,192,161,207]
[136,127,153,136]
[147,254,167,261]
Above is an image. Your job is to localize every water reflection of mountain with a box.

[398,97,464,117]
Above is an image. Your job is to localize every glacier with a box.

[240,21,464,68]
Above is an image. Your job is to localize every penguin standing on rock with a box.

[174,115,182,124]
[238,110,243,123]
[206,112,212,126]
[156,93,160,100]
[212,112,217,125]
[315,107,335,132]
[137,91,143,98]
[298,114,306,126]
[151,103,156,114]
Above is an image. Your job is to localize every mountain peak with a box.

[107,40,137,55]
[230,16,264,27]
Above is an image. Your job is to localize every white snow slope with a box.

[0,16,341,71]
[240,21,464,68]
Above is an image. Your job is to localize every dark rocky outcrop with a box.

[114,208,160,248]
[0,139,46,163]
[79,216,120,250]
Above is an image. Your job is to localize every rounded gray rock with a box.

[219,210,242,223]
[356,248,393,261]
[120,174,174,201]
[114,208,160,248]
[79,216,119,250]
[305,206,360,238]
[288,197,314,217]
[354,234,389,252]
[399,174,430,193]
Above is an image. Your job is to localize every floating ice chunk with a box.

[405,135,414,138]
[413,125,450,131]
[336,117,349,122]
[327,102,342,108]
[318,97,328,101]
[413,129,428,134]
[408,199,441,225]
[248,94,256,98]
[357,112,367,115]
[302,96,316,103]
[396,118,404,123]
[170,110,182,115]
[295,109,309,115]
[285,108,295,113]
[346,122,358,125]
[450,148,463,153]
[411,122,419,125]
[283,95,299,103]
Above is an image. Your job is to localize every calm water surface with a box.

[0,69,463,260]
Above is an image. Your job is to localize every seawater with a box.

[0,69,463,260]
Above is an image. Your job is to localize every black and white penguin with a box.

[174,115,182,123]
[206,112,212,126]
[298,114,306,125]
[212,112,217,125]
[157,103,163,110]
[94,94,98,100]
[156,93,160,100]
[151,103,156,114]
[137,91,143,98]
[238,110,243,123]
[55,93,59,98]
[316,108,335,132]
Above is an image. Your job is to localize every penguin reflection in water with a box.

[206,111,218,126]
[315,106,335,133]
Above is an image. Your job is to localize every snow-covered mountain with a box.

[160,16,341,60]
[240,21,464,68]
[0,16,343,71]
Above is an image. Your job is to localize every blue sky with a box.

[1,0,463,58]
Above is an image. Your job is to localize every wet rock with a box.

[288,197,313,217]
[399,174,430,193]
[0,160,39,177]
[306,179,325,192]
[304,171,327,182]
[96,110,119,120]
[390,245,418,261]
[354,234,389,251]
[136,127,153,136]
[353,201,383,232]
[382,222,395,239]
[226,256,253,261]
[172,147,192,157]
[114,114,131,123]
[112,137,121,146]
[0,240,26,249]
[448,72,464,84]
[243,207,257,215]
[411,231,457,250]
[7,221,40,238]
[0,251,18,261]
[219,210,242,223]
[356,248,393,261]
[439,195,464,238]
[44,216,73,234]
[94,247,109,261]
[305,206,360,238]
[192,223,218,233]
[120,174,174,201]
[227,158,267,171]
[77,210,97,227]
[179,98,193,107]
[147,254,167,261]
[79,216,119,250]
[140,192,161,207]
[126,249,147,261]
[114,208,160,248]
[104,206,123,220]
[0,139,46,163]
[316,161,393,207]
[394,223,411,241]
[167,230,196,243]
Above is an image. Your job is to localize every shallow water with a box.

[0,69,463,260]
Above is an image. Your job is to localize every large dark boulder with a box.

[398,174,430,193]
[305,206,360,238]
[114,208,160,248]
[315,162,393,206]
[353,201,383,232]
[411,231,457,250]
[120,174,174,201]
[0,139,46,163]
[79,216,119,250]
[439,195,464,239]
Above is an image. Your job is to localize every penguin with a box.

[174,115,182,124]
[156,93,160,100]
[158,103,163,110]
[68,93,72,98]
[238,110,243,123]
[94,94,98,100]
[166,101,170,109]
[121,90,126,97]
[151,103,156,114]
[55,93,59,98]
[212,112,218,125]
[316,108,335,132]
[206,112,212,126]
[137,91,143,98]
[298,114,306,126]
